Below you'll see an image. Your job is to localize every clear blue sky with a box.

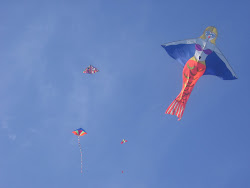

[0,1,249,188]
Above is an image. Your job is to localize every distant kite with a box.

[83,65,99,74]
[72,128,87,173]
[121,139,127,144]
[161,26,237,120]
[121,139,127,174]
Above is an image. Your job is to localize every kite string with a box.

[78,136,83,173]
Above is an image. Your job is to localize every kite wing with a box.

[204,47,238,80]
[162,39,237,80]
[83,65,99,74]
[161,39,197,67]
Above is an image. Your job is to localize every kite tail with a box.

[166,58,206,121]
[78,136,83,173]
[165,93,187,121]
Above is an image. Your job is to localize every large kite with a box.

[72,128,87,173]
[83,65,99,74]
[161,26,237,120]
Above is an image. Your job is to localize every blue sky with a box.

[0,0,249,187]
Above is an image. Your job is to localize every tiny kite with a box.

[72,128,87,173]
[83,65,99,74]
[121,139,127,174]
[121,139,127,144]
[161,26,237,120]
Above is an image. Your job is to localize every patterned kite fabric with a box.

[72,128,87,136]
[83,65,99,74]
[166,58,206,120]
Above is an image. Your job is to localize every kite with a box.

[83,65,99,74]
[121,139,127,144]
[121,139,127,174]
[72,128,87,173]
[161,26,237,120]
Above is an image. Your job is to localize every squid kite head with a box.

[200,26,218,44]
